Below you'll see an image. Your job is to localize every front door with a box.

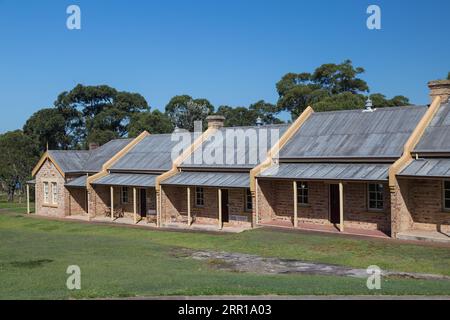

[140,189,147,217]
[329,184,340,224]
[221,189,229,223]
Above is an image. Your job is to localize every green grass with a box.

[0,212,449,299]
[0,198,34,213]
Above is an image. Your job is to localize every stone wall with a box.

[35,159,67,217]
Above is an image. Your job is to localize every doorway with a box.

[329,184,340,224]
[221,189,229,223]
[140,189,147,217]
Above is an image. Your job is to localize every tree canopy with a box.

[276,60,409,117]
[23,108,69,151]
[165,95,214,131]
[216,100,283,127]
[128,110,174,137]
[0,130,39,201]
[55,84,149,146]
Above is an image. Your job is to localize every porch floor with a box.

[258,220,390,239]
[66,215,157,227]
[163,221,250,233]
[397,229,450,243]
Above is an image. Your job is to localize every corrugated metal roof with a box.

[398,158,450,178]
[258,163,391,181]
[48,150,90,173]
[92,173,158,187]
[111,133,195,171]
[161,171,250,188]
[65,175,87,188]
[83,139,133,172]
[414,102,450,153]
[26,179,36,185]
[47,138,132,173]
[279,106,427,160]
[180,124,289,169]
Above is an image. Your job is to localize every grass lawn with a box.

[0,212,449,299]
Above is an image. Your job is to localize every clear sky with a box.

[0,0,449,133]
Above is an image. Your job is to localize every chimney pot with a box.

[206,115,225,129]
[428,79,450,104]
[89,142,99,150]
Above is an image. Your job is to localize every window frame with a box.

[296,181,309,206]
[195,187,204,207]
[121,186,129,204]
[43,182,49,204]
[51,182,58,205]
[367,183,384,211]
[443,180,450,211]
[245,188,253,212]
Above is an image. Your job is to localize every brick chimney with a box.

[206,115,225,129]
[428,79,450,104]
[89,142,99,150]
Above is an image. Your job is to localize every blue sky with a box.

[0,0,449,133]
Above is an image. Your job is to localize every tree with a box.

[23,108,70,152]
[0,131,39,202]
[277,60,411,117]
[54,84,149,146]
[165,95,214,131]
[216,101,284,127]
[447,72,450,80]
[128,110,174,137]
[249,100,283,124]
[216,106,258,127]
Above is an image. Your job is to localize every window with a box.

[444,181,450,210]
[245,189,252,211]
[195,187,204,206]
[297,181,309,205]
[43,182,49,204]
[51,182,58,205]
[368,183,384,210]
[121,187,129,204]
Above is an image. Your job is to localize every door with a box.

[329,184,340,224]
[140,189,147,217]
[221,189,229,223]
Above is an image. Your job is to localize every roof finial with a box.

[256,116,263,126]
[46,141,49,151]
[363,96,375,112]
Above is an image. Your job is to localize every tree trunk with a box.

[8,186,15,202]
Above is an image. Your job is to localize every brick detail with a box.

[88,185,157,218]
[160,185,252,226]
[406,179,450,233]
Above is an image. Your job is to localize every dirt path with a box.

[188,250,450,281]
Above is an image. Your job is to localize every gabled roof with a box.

[33,138,132,176]
[180,124,290,170]
[110,133,195,172]
[278,106,427,160]
[83,139,133,172]
[47,150,90,173]
[414,102,450,154]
